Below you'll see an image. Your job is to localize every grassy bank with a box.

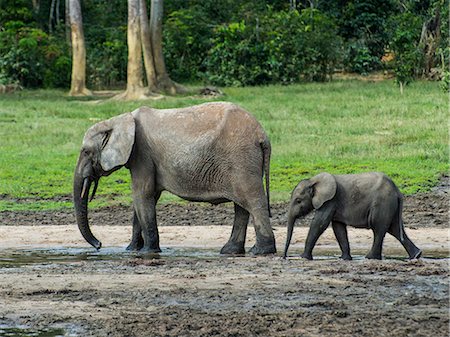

[0,81,447,211]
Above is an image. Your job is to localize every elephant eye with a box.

[295,198,302,204]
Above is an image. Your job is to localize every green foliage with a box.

[388,12,423,88]
[83,0,128,89]
[440,69,450,92]
[0,81,447,210]
[331,0,396,74]
[0,22,71,88]
[87,34,127,89]
[163,8,213,81]
[205,9,341,86]
[344,40,381,75]
[0,0,447,89]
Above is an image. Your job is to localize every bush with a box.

[388,12,423,90]
[87,34,127,89]
[0,21,71,88]
[335,0,395,74]
[344,40,381,74]
[163,8,214,82]
[205,9,341,86]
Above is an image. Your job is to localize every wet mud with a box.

[0,179,448,336]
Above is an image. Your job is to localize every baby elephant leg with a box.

[388,225,422,259]
[332,221,352,260]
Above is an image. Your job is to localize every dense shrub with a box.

[163,8,213,82]
[86,31,128,89]
[333,0,395,74]
[0,21,70,88]
[205,9,341,86]
[388,12,424,88]
[343,40,381,75]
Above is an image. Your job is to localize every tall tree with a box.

[115,0,183,100]
[139,0,157,91]
[115,0,155,100]
[149,0,184,94]
[68,0,91,96]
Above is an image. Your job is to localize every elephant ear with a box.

[99,113,135,172]
[310,173,337,209]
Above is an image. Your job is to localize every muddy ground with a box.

[0,179,448,336]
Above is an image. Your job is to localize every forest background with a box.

[0,0,448,90]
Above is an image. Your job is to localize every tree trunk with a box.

[49,0,56,33]
[113,0,182,100]
[32,0,40,13]
[65,0,71,46]
[113,0,154,100]
[126,0,145,96]
[139,0,158,91]
[56,0,60,28]
[150,0,185,94]
[69,0,91,96]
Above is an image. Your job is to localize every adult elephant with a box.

[74,102,276,255]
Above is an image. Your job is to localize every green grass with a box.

[0,81,448,211]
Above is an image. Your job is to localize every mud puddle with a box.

[0,247,228,268]
[1,246,448,269]
[0,324,65,337]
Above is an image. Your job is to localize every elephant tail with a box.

[261,138,272,218]
[397,195,405,242]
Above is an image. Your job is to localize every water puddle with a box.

[0,247,447,268]
[0,246,223,268]
[283,247,449,261]
[0,324,65,337]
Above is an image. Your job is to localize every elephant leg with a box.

[132,183,161,253]
[248,205,276,255]
[388,224,422,259]
[234,178,275,255]
[126,211,144,251]
[366,229,386,260]
[301,203,334,260]
[332,221,352,260]
[365,207,391,260]
[220,203,249,255]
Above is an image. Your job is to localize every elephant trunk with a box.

[73,171,102,250]
[283,212,296,258]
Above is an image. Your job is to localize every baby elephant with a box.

[283,172,422,260]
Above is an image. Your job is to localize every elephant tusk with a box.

[90,178,99,202]
[80,177,90,200]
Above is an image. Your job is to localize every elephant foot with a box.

[365,253,382,260]
[300,252,313,260]
[249,235,276,255]
[126,239,144,251]
[220,241,245,255]
[249,244,276,255]
[340,254,352,261]
[409,249,422,259]
[139,246,162,254]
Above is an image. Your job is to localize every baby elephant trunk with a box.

[283,213,296,258]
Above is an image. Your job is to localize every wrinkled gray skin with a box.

[284,172,422,260]
[74,102,276,255]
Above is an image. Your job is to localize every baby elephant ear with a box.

[100,113,135,172]
[310,173,337,209]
